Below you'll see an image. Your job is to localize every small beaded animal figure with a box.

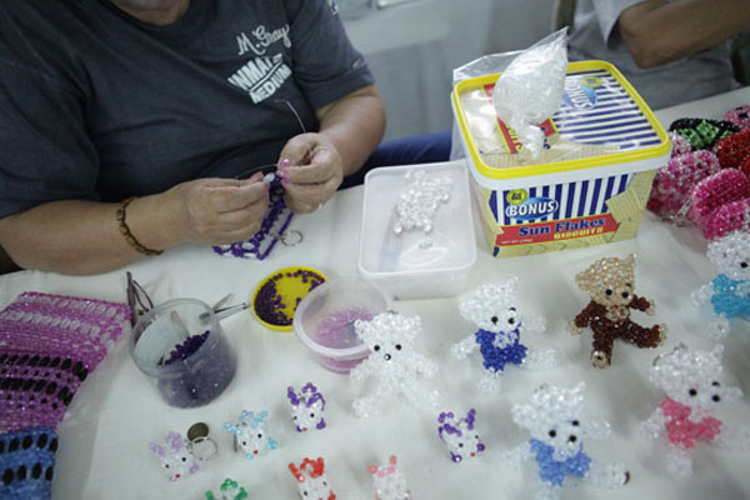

[505,382,629,500]
[367,455,411,500]
[393,169,453,235]
[641,344,748,478]
[148,431,199,482]
[350,311,439,418]
[452,278,555,391]
[692,230,750,339]
[288,457,336,500]
[568,255,666,367]
[437,409,485,463]
[287,382,326,432]
[224,410,278,460]
[205,478,248,500]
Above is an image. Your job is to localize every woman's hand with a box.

[276,132,344,213]
[165,172,270,245]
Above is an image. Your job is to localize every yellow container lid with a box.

[252,266,328,332]
[452,60,671,180]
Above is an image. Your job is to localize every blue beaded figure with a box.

[692,231,750,340]
[451,279,555,392]
[504,383,630,500]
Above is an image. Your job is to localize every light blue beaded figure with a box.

[451,279,555,392]
[692,231,750,339]
[504,383,629,500]
[224,410,278,460]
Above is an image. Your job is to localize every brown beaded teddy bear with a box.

[568,254,667,368]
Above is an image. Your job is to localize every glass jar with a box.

[130,299,236,408]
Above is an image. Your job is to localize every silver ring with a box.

[280,229,303,247]
[187,422,219,461]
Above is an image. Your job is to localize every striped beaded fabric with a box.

[0,292,130,432]
[0,427,58,500]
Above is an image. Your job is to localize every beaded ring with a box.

[288,457,336,500]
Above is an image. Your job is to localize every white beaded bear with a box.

[148,431,199,482]
[367,455,412,500]
[641,343,749,478]
[350,311,439,418]
[451,278,555,392]
[505,382,629,500]
[393,169,452,236]
[223,410,278,460]
[288,457,336,500]
[691,231,750,340]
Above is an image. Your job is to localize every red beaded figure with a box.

[568,255,667,368]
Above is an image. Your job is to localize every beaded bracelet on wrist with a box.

[116,197,163,256]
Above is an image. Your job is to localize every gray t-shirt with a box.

[568,0,736,111]
[0,0,374,218]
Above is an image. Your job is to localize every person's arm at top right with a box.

[618,0,750,68]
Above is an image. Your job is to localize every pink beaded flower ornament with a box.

[437,408,485,463]
[287,382,326,432]
[568,255,667,368]
[691,229,750,339]
[367,455,411,500]
[288,457,336,500]
[504,382,630,500]
[451,279,555,392]
[641,344,748,478]
[205,478,248,500]
[350,311,439,418]
[148,431,199,482]
[393,169,452,248]
[223,410,278,460]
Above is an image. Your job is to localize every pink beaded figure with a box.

[437,409,485,463]
[367,455,411,500]
[505,382,629,500]
[350,311,439,418]
[452,279,555,391]
[148,431,199,482]
[692,228,750,339]
[568,255,667,368]
[288,457,336,500]
[287,382,326,432]
[641,344,748,478]
[224,410,278,460]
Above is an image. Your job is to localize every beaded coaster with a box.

[0,293,130,431]
[0,427,58,500]
[252,266,327,332]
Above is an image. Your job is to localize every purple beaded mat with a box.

[0,292,130,431]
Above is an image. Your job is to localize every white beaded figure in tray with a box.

[393,169,453,249]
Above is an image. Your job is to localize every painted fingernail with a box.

[276,170,289,180]
[279,158,291,168]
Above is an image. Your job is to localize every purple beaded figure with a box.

[149,431,199,482]
[287,382,327,432]
[437,409,485,463]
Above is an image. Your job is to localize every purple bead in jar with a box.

[131,299,237,408]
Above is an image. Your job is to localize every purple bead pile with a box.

[254,268,326,327]
[0,292,130,432]
[160,331,210,366]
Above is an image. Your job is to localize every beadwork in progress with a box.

[252,266,326,330]
[148,431,200,482]
[213,174,296,260]
[350,311,439,418]
[692,230,750,339]
[437,409,485,463]
[287,382,327,432]
[641,344,748,478]
[393,169,453,237]
[568,255,666,368]
[367,455,411,500]
[205,478,248,500]
[224,410,278,460]
[0,427,58,500]
[288,457,336,500]
[451,279,555,391]
[505,382,629,500]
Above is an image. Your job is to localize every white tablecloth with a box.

[1,88,749,500]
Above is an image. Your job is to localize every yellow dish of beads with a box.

[252,266,328,332]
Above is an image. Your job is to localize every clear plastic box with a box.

[358,161,477,299]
